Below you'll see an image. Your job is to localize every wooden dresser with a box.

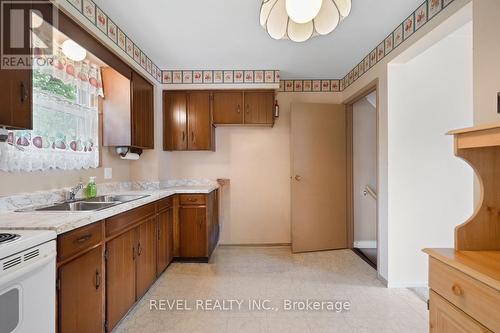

[424,123,500,333]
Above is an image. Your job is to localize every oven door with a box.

[0,241,56,333]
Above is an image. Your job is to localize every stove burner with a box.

[0,233,20,244]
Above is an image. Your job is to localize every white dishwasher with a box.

[0,230,56,333]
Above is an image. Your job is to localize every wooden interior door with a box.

[188,92,212,150]
[179,207,207,258]
[106,230,136,330]
[163,92,187,150]
[291,103,347,253]
[58,246,104,333]
[157,207,174,274]
[213,92,243,124]
[136,218,157,298]
[244,91,274,125]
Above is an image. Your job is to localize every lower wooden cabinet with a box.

[56,192,218,332]
[58,246,104,333]
[157,206,174,274]
[430,291,491,333]
[179,206,207,258]
[136,217,157,299]
[106,229,136,331]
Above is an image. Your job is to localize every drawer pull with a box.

[188,198,197,202]
[451,284,463,296]
[74,234,92,244]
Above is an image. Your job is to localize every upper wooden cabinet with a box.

[213,91,243,124]
[163,91,214,151]
[0,69,32,130]
[102,69,154,150]
[213,90,275,127]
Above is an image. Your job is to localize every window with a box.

[0,39,104,172]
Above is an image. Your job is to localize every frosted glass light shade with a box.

[286,0,322,24]
[62,40,87,62]
[260,0,352,42]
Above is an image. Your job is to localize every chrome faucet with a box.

[68,182,84,201]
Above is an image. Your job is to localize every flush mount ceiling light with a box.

[260,0,352,42]
[61,39,87,62]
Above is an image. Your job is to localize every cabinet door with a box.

[106,230,136,331]
[179,207,207,258]
[188,92,213,150]
[131,71,154,149]
[0,1,32,129]
[58,246,104,333]
[429,291,491,333]
[136,217,157,298]
[213,92,243,124]
[163,92,188,150]
[157,207,174,274]
[244,91,274,125]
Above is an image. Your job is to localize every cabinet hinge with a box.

[104,320,109,332]
[104,249,109,261]
[56,278,61,291]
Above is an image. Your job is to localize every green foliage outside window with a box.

[32,70,77,101]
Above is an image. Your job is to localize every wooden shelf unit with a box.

[424,123,500,333]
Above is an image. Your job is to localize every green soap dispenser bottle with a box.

[86,176,97,199]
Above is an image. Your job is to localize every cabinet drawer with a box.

[57,222,103,262]
[179,194,206,206]
[429,258,500,332]
[106,203,156,237]
[157,196,173,212]
[430,290,491,333]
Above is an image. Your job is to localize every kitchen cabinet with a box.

[163,91,214,151]
[212,91,243,124]
[0,69,32,129]
[213,90,274,127]
[157,200,174,274]
[102,70,154,150]
[131,71,154,149]
[58,246,104,333]
[106,229,136,331]
[177,192,219,261]
[135,217,157,299]
[244,91,274,125]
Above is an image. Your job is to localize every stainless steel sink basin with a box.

[34,201,116,212]
[85,194,149,203]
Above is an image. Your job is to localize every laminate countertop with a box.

[0,185,217,235]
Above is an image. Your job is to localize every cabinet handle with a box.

[237,104,241,113]
[74,234,92,244]
[132,245,136,260]
[20,82,28,103]
[246,104,250,113]
[191,131,195,143]
[137,242,142,256]
[182,131,186,142]
[94,269,101,290]
[451,284,463,296]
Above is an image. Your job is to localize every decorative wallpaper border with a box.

[340,0,456,91]
[277,79,341,92]
[64,0,163,83]
[161,70,280,85]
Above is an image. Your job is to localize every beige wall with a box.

[0,147,131,196]
[150,92,341,245]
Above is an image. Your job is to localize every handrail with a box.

[363,185,377,200]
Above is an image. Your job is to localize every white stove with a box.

[0,229,56,333]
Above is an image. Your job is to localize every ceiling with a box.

[93,0,424,79]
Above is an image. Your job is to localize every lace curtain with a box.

[0,44,103,172]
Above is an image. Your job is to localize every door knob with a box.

[295,175,302,181]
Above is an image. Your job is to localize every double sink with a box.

[19,194,150,212]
